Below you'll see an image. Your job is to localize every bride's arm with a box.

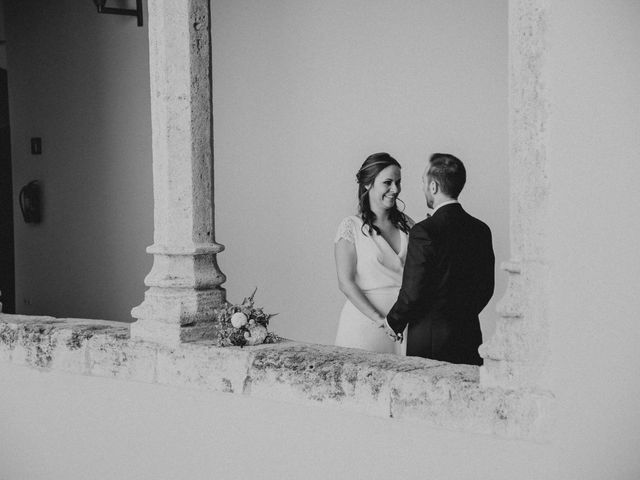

[334,239,386,327]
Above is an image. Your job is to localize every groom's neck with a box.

[432,195,455,210]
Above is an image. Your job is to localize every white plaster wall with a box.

[5,0,153,321]
[545,1,640,478]
[212,0,510,345]
[0,362,554,480]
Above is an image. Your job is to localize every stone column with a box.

[479,0,550,389]
[131,0,226,346]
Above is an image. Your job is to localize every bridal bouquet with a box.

[213,289,280,347]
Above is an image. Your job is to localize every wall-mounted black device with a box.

[19,180,42,224]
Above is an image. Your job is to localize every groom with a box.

[386,153,494,365]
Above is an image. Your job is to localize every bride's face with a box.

[367,165,401,211]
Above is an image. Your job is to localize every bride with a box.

[334,153,414,354]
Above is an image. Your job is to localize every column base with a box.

[130,317,222,346]
[131,287,226,347]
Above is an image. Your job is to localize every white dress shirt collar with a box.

[431,199,459,215]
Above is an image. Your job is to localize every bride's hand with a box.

[388,328,403,343]
[381,321,402,342]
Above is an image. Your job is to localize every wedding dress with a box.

[334,215,410,354]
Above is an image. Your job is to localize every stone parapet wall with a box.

[1,314,552,440]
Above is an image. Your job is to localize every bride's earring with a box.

[396,197,406,212]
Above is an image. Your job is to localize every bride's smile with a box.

[367,164,401,211]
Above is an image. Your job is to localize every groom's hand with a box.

[382,319,403,343]
[392,329,404,343]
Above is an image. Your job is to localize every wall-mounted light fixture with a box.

[93,0,143,27]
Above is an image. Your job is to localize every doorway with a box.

[0,67,14,313]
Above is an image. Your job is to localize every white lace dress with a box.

[334,215,411,354]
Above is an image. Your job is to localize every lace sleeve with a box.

[334,217,356,244]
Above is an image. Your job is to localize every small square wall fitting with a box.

[30,137,42,155]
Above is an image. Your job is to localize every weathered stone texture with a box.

[130,0,226,346]
[480,0,552,392]
[1,314,552,440]
[246,344,406,417]
[156,340,252,394]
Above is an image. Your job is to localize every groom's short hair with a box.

[426,153,466,199]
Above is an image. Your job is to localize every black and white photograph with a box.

[0,1,638,479]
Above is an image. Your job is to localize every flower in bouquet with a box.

[244,324,268,346]
[213,288,279,347]
[230,312,248,328]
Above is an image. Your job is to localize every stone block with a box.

[0,321,18,362]
[247,343,404,417]
[156,340,252,394]
[11,319,63,369]
[390,363,483,429]
[47,319,118,374]
[87,333,156,383]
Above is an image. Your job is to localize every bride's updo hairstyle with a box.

[356,152,410,236]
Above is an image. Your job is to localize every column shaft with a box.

[479,0,551,388]
[131,0,226,346]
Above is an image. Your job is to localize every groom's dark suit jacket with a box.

[387,203,494,365]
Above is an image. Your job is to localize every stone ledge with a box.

[0,314,553,440]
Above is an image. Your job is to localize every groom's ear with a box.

[430,180,438,194]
